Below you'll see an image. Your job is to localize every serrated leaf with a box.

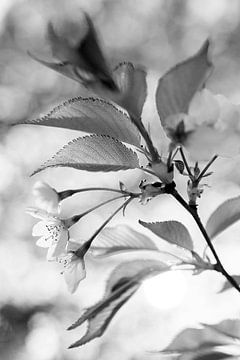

[139,220,193,251]
[91,224,158,257]
[219,275,240,293]
[68,259,169,347]
[33,135,140,175]
[156,39,213,128]
[30,14,117,91]
[21,97,141,147]
[206,196,240,239]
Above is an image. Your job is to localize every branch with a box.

[168,187,240,294]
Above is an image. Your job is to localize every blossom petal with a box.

[26,207,57,221]
[47,227,69,260]
[32,220,48,236]
[33,181,60,214]
[36,235,52,248]
[189,89,220,127]
[64,256,86,293]
[67,239,84,252]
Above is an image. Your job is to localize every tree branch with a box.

[169,187,240,294]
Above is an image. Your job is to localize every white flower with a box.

[58,240,86,293]
[27,208,69,260]
[33,181,60,215]
[167,89,240,160]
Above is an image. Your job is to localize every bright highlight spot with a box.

[141,271,188,310]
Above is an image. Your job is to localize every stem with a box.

[179,147,192,177]
[197,154,218,180]
[59,187,129,200]
[76,197,133,255]
[130,114,159,162]
[171,188,240,293]
[69,194,128,224]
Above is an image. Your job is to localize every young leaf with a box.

[33,135,140,175]
[91,224,158,257]
[20,97,141,147]
[156,39,213,128]
[112,62,147,119]
[139,220,193,251]
[68,259,168,347]
[30,14,117,91]
[206,196,240,239]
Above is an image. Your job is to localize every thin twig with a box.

[130,114,159,162]
[82,197,133,252]
[197,154,218,180]
[59,187,129,200]
[179,147,192,177]
[69,194,128,224]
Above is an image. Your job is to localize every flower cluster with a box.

[28,182,88,292]
[28,181,150,292]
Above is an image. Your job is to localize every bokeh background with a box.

[1,0,240,359]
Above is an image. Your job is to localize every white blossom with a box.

[58,240,86,293]
[27,208,69,260]
[33,181,60,215]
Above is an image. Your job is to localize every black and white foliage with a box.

[16,12,240,351]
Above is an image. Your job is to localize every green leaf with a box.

[21,97,141,147]
[206,196,240,239]
[156,39,213,128]
[68,259,169,347]
[33,135,140,175]
[139,220,193,251]
[91,224,158,257]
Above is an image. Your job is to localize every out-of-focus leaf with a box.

[91,224,158,257]
[202,320,240,341]
[219,276,240,293]
[105,259,169,296]
[30,14,117,91]
[68,260,169,347]
[33,135,140,175]
[21,97,141,147]
[68,282,139,347]
[193,351,236,360]
[156,39,212,128]
[139,220,193,251]
[112,62,147,119]
[159,326,236,358]
[206,196,240,239]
